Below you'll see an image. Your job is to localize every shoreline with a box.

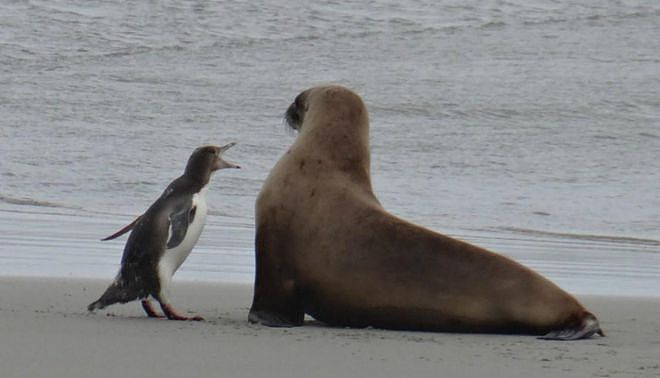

[3,201,660,298]
[2,276,659,378]
[0,202,660,298]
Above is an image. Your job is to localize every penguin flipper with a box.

[166,205,196,248]
[101,215,143,241]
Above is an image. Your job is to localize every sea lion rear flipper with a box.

[538,313,604,340]
[101,215,143,241]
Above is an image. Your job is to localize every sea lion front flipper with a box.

[248,277,304,328]
[538,313,604,340]
[248,310,303,328]
[249,225,305,328]
[101,215,143,241]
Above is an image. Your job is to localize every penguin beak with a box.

[216,142,240,170]
[219,142,236,153]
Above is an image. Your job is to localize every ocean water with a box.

[1,0,659,296]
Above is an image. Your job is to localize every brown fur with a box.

[249,85,602,339]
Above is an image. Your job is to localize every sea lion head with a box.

[283,85,372,184]
[284,85,368,136]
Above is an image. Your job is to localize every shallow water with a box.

[1,0,659,296]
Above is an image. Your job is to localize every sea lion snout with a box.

[285,100,302,131]
[285,91,312,131]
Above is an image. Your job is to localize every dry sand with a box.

[1,277,658,378]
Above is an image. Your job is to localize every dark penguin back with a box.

[112,147,219,300]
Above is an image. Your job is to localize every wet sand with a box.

[1,277,659,378]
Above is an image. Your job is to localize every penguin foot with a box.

[160,303,204,321]
[141,300,164,318]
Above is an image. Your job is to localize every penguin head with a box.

[184,143,240,181]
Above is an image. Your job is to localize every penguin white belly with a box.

[157,188,208,296]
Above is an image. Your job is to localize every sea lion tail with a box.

[539,312,604,340]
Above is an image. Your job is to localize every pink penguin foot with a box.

[141,300,164,318]
[160,303,204,321]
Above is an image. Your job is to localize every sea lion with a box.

[248,85,603,340]
[89,143,239,320]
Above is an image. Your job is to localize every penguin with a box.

[88,143,239,320]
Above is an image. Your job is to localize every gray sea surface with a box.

[1,0,659,296]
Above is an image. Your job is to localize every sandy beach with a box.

[1,277,658,378]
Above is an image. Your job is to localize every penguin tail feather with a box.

[87,281,135,312]
[87,300,104,312]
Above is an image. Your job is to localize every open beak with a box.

[219,142,236,153]
[216,142,240,169]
